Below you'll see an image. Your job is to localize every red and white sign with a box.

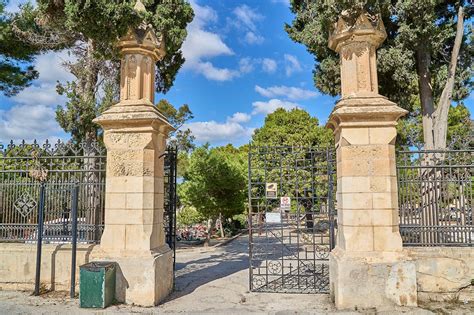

[280,197,291,211]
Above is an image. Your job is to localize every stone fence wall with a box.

[0,243,96,291]
[1,242,472,304]
[406,247,474,303]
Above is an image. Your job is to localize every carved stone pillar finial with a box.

[328,11,386,98]
[117,22,165,104]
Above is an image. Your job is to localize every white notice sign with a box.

[266,212,281,223]
[280,197,291,211]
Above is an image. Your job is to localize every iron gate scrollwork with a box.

[248,146,336,294]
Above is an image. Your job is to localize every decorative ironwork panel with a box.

[397,144,473,246]
[248,146,336,294]
[0,140,106,243]
[163,146,178,270]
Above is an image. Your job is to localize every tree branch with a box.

[433,6,464,149]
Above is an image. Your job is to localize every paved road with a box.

[0,236,470,314]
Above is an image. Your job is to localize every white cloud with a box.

[262,58,277,73]
[244,31,264,45]
[228,112,251,123]
[195,62,239,81]
[183,110,255,144]
[189,0,218,27]
[182,29,233,66]
[11,83,66,107]
[182,1,237,81]
[252,99,301,115]
[255,85,319,101]
[230,5,264,45]
[0,104,63,142]
[284,54,302,76]
[184,120,253,143]
[233,5,263,32]
[35,51,75,84]
[1,49,73,142]
[239,58,255,74]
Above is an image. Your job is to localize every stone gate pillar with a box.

[91,3,174,306]
[327,12,418,309]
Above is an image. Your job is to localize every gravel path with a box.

[0,236,472,314]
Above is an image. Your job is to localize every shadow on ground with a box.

[162,237,249,303]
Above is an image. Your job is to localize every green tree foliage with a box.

[176,206,203,228]
[0,0,38,96]
[156,99,195,153]
[251,108,333,147]
[286,0,473,148]
[179,145,247,222]
[397,102,473,148]
[11,0,193,142]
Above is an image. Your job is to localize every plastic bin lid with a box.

[80,261,116,271]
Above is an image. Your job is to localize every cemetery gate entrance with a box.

[248,146,336,293]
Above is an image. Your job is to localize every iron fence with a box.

[397,146,473,246]
[0,140,106,243]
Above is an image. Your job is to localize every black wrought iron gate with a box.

[163,147,178,271]
[248,146,336,293]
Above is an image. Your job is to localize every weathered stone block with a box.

[339,225,374,251]
[369,127,397,145]
[340,209,373,226]
[330,248,417,309]
[100,225,126,250]
[406,247,474,302]
[371,209,397,226]
[372,192,398,209]
[338,177,370,193]
[340,127,369,145]
[373,226,403,251]
[340,192,373,209]
[125,192,155,210]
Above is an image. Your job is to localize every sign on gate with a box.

[280,197,291,212]
[265,183,277,198]
[266,212,281,223]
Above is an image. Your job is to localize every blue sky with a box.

[0,0,472,146]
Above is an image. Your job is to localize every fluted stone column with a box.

[327,12,418,309]
[91,12,174,306]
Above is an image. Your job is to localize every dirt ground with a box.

[0,236,472,315]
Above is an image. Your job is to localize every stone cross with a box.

[327,11,418,309]
[92,7,174,306]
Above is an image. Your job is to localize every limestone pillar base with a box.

[330,247,417,309]
[91,245,173,306]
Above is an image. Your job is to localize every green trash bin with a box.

[79,261,116,308]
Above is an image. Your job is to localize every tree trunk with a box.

[219,212,224,238]
[416,47,435,150]
[433,6,464,150]
[204,218,212,247]
[78,39,101,241]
